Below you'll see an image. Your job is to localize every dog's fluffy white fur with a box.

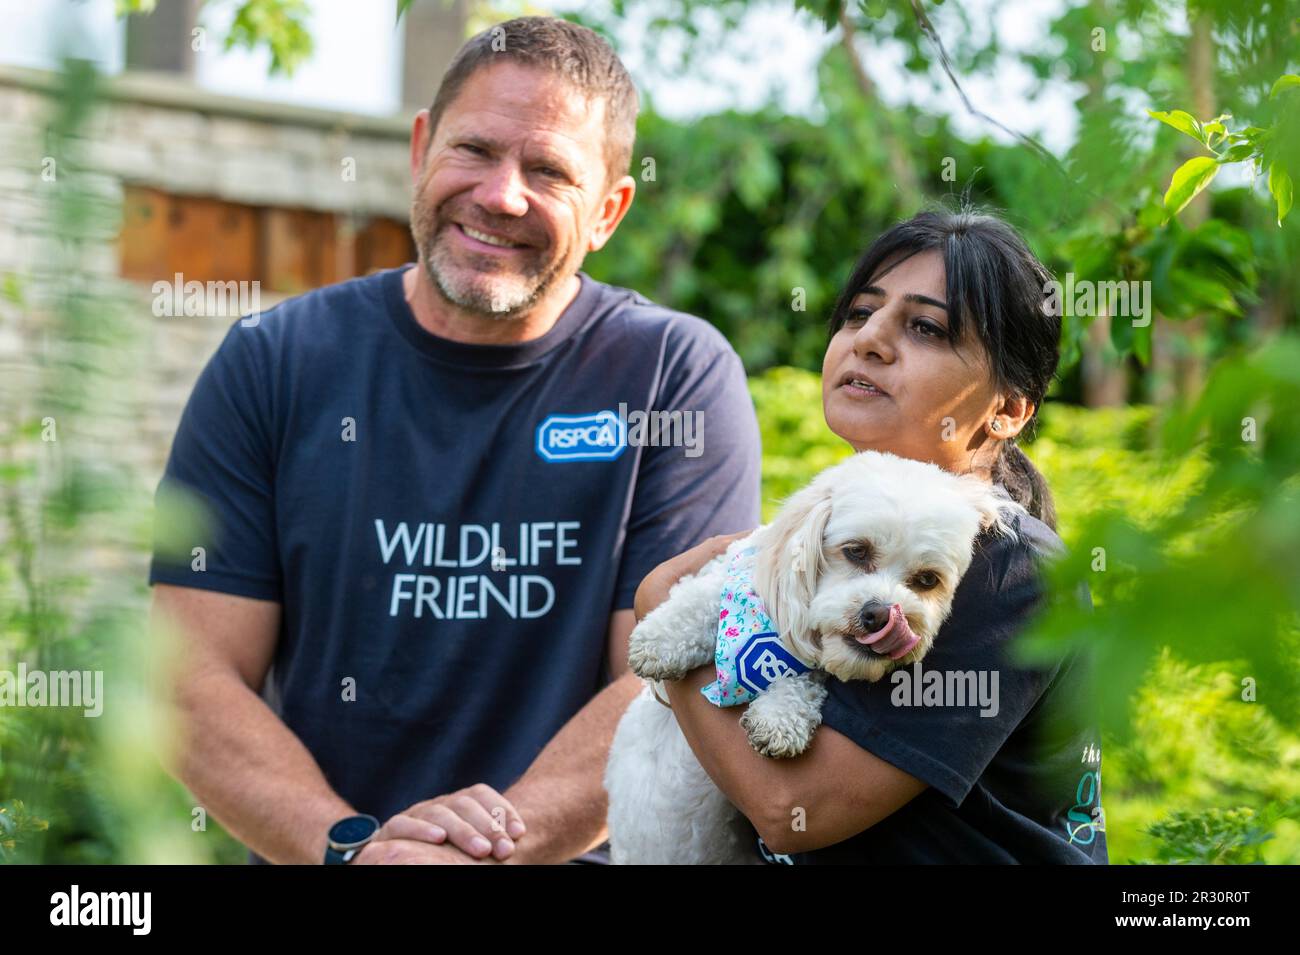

[605,450,1022,864]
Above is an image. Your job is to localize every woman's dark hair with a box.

[828,208,1061,530]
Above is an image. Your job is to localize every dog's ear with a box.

[754,479,833,649]
[956,474,1024,542]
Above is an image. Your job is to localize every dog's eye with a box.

[910,571,941,591]
[842,543,872,565]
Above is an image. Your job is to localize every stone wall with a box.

[0,63,417,486]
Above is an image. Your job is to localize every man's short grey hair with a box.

[427,16,639,187]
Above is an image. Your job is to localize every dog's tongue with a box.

[855,604,921,660]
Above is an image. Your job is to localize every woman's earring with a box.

[990,420,1002,432]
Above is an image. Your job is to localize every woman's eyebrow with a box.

[906,294,949,312]
[859,286,950,312]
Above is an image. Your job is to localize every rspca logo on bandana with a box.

[536,410,627,462]
[735,633,810,697]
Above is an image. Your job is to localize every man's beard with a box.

[411,193,570,319]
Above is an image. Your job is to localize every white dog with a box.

[604,450,1022,864]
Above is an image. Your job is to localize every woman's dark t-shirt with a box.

[754,509,1108,864]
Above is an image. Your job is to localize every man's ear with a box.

[587,174,636,253]
[410,109,434,185]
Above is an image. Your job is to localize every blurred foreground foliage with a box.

[0,61,246,865]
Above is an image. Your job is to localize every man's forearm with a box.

[502,671,643,864]
[168,667,354,865]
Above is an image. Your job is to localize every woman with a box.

[634,209,1108,864]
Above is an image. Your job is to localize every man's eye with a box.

[842,543,872,564]
[458,143,487,156]
[910,571,940,590]
[536,166,564,179]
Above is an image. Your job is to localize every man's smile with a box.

[452,222,533,253]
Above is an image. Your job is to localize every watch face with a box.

[329,814,380,848]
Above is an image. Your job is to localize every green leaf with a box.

[1188,220,1256,275]
[735,140,781,212]
[1217,143,1256,163]
[1169,269,1242,317]
[224,0,313,77]
[1109,311,1134,355]
[795,0,842,31]
[1133,318,1153,366]
[1269,74,1300,100]
[1148,109,1204,144]
[1268,162,1294,225]
[1162,156,1219,221]
[1,272,23,305]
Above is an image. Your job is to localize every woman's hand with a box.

[633,530,755,623]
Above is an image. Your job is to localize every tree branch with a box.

[906,0,1137,218]
[838,4,924,208]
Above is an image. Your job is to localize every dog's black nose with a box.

[858,600,890,634]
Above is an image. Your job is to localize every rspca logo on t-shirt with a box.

[536,410,627,462]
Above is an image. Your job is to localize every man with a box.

[148,16,761,864]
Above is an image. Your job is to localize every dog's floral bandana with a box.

[701,546,814,707]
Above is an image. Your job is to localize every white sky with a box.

[0,0,1080,151]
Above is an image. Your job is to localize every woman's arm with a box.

[636,540,927,855]
[662,666,926,854]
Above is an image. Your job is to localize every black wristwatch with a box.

[324,814,381,864]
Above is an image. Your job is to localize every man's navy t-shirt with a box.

[149,265,762,855]
[753,511,1109,864]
